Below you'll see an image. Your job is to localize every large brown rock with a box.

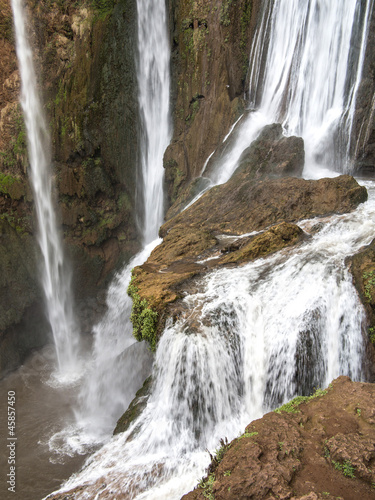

[130,171,367,348]
[182,377,375,500]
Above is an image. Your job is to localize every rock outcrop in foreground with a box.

[183,376,375,500]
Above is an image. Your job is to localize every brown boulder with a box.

[129,174,366,349]
[182,377,375,500]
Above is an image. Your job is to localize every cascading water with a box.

[51,183,375,500]
[211,0,374,185]
[11,0,79,375]
[46,1,375,499]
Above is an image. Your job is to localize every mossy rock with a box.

[113,376,152,435]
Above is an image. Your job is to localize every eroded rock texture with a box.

[183,377,375,500]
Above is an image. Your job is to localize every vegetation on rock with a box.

[127,274,158,351]
[183,377,375,500]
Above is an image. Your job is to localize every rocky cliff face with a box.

[0,0,141,375]
[351,1,375,176]
[164,0,261,206]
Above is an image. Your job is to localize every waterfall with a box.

[211,0,374,184]
[53,183,375,499]
[65,0,172,443]
[136,0,172,243]
[46,1,375,499]
[11,0,79,375]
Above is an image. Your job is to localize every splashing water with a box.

[11,0,79,376]
[68,241,158,449]
[52,182,375,499]
[211,0,374,184]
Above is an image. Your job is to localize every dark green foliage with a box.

[127,274,158,351]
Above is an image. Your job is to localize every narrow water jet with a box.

[67,0,172,443]
[11,0,79,376]
[136,0,172,243]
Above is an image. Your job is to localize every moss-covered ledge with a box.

[127,273,159,351]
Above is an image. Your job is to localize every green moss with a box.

[0,173,26,200]
[220,0,232,26]
[0,8,13,42]
[127,273,158,351]
[274,387,329,414]
[0,110,28,171]
[0,212,30,234]
[363,270,375,302]
[240,0,252,80]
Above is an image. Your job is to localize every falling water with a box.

[46,1,374,498]
[211,0,374,184]
[136,0,172,243]
[62,0,172,443]
[11,0,79,374]
[52,183,375,499]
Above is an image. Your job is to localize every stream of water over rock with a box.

[11,0,80,376]
[2,0,375,499]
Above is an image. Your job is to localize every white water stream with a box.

[52,182,375,499]
[211,0,374,185]
[46,0,173,453]
[8,0,374,498]
[11,0,79,375]
[136,0,172,243]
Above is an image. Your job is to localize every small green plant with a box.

[278,442,284,450]
[198,472,215,500]
[223,470,231,476]
[274,387,329,414]
[213,437,230,464]
[356,408,362,417]
[332,460,355,478]
[238,431,258,440]
[363,270,375,302]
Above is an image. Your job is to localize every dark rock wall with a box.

[164,0,263,206]
[350,1,375,175]
[0,0,141,376]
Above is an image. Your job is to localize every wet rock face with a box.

[347,240,375,378]
[113,376,152,436]
[182,377,375,500]
[236,123,305,178]
[164,0,262,206]
[352,3,375,176]
[0,220,50,376]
